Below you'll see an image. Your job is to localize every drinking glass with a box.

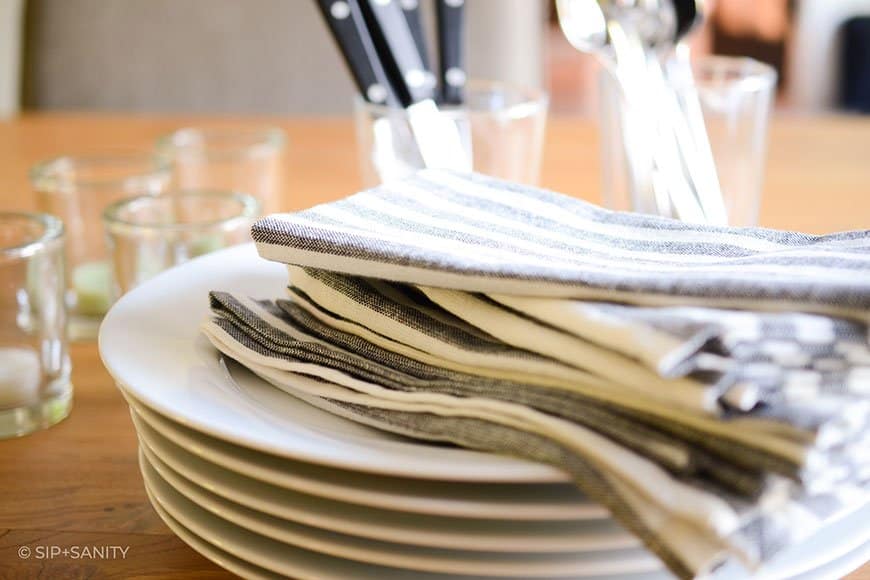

[599,55,777,226]
[30,153,170,339]
[0,212,71,438]
[354,80,549,187]
[156,127,286,214]
[103,191,261,299]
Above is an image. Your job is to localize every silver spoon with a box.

[557,0,727,224]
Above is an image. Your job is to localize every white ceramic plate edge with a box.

[139,444,658,577]
[124,390,607,522]
[99,243,566,483]
[144,480,281,580]
[130,406,639,553]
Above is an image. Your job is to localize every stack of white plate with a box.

[99,244,870,580]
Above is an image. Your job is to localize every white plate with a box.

[101,243,566,483]
[140,449,663,579]
[131,407,639,554]
[140,445,657,577]
[791,540,870,580]
[127,393,606,521]
[149,479,870,580]
[142,443,870,580]
[712,497,870,580]
[145,484,283,580]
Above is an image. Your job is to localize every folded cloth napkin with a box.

[252,169,870,320]
[202,292,868,579]
[207,170,870,579]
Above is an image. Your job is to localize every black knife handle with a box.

[313,0,399,106]
[436,0,465,105]
[399,0,432,75]
[672,0,699,41]
[358,0,434,106]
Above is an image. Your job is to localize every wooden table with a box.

[0,114,868,579]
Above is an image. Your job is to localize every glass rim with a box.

[354,79,550,121]
[155,126,286,160]
[0,211,64,260]
[102,190,261,233]
[685,55,778,92]
[29,152,170,190]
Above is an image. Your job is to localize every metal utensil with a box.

[314,0,419,181]
[359,0,471,172]
[316,0,470,180]
[315,0,399,107]
[556,0,727,225]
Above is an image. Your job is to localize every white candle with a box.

[73,260,113,317]
[0,347,41,408]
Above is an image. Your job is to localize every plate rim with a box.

[132,407,641,553]
[125,391,609,522]
[100,243,566,483]
[140,446,663,578]
[139,443,656,575]
[141,443,870,580]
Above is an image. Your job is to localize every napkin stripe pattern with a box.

[208,291,768,497]
[225,170,870,579]
[290,266,718,413]
[203,295,865,580]
[281,266,870,478]
[207,290,867,491]
[201,315,727,580]
[252,170,870,315]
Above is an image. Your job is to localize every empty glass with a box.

[0,212,71,438]
[354,80,549,187]
[599,55,777,226]
[156,127,286,214]
[103,191,261,299]
[30,153,170,339]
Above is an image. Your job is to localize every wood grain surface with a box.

[0,113,868,579]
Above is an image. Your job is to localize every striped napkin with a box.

[252,170,870,320]
[205,170,870,579]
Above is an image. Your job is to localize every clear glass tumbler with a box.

[599,55,777,226]
[0,212,71,438]
[30,153,170,339]
[103,191,261,299]
[354,80,549,187]
[156,127,286,214]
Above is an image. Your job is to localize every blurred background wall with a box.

[1,0,868,117]
[16,0,545,115]
[0,0,24,117]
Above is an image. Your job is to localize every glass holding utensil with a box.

[558,0,776,226]
[354,79,549,187]
[316,0,552,186]
[599,55,776,227]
